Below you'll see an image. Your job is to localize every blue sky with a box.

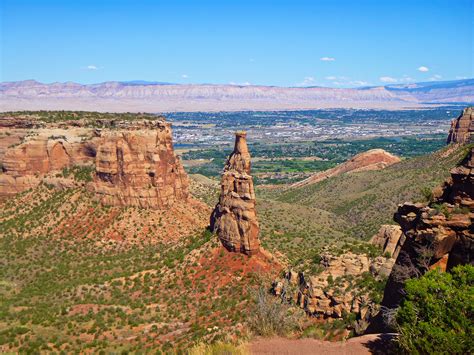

[1,0,473,87]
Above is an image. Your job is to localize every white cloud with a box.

[296,76,316,86]
[320,57,335,62]
[429,74,442,81]
[379,76,398,83]
[349,80,369,87]
[325,76,337,80]
[418,66,429,72]
[229,81,251,86]
[330,78,370,87]
[400,75,415,82]
[81,65,99,70]
[181,74,189,78]
[456,76,468,80]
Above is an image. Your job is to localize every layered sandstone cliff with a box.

[291,149,400,188]
[447,106,474,144]
[91,120,189,209]
[210,132,260,255]
[0,129,95,196]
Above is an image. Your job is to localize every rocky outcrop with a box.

[292,149,400,188]
[447,107,474,144]
[272,251,389,334]
[91,120,189,209]
[367,147,474,333]
[0,129,95,196]
[210,132,260,255]
[369,225,405,259]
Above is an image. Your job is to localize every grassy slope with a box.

[285,145,468,238]
[0,185,281,353]
[256,144,470,269]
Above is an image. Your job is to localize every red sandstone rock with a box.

[210,132,260,255]
[447,106,474,144]
[91,120,189,209]
[0,129,95,196]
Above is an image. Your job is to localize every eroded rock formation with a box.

[91,120,189,209]
[367,147,474,332]
[0,129,95,196]
[447,106,474,144]
[210,132,260,255]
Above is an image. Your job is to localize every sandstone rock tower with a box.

[92,120,189,209]
[447,107,474,144]
[210,132,260,255]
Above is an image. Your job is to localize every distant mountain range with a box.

[1,79,473,112]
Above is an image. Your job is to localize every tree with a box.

[396,264,474,354]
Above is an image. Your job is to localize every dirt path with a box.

[249,334,396,355]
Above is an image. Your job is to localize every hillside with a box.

[291,149,400,188]
[257,144,470,267]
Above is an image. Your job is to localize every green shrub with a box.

[396,265,474,354]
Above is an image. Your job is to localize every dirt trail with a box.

[249,334,396,355]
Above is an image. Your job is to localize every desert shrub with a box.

[188,342,248,355]
[420,186,433,203]
[396,264,474,354]
[248,286,302,336]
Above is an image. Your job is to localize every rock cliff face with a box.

[210,132,260,255]
[447,106,474,144]
[367,147,474,332]
[0,129,95,196]
[292,149,401,188]
[92,120,189,209]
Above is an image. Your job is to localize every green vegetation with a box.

[0,185,259,352]
[60,165,95,182]
[396,265,474,354]
[1,110,163,125]
[269,145,466,239]
[183,135,446,183]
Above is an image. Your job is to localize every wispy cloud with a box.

[324,76,369,87]
[320,57,335,62]
[379,76,398,83]
[429,74,442,81]
[181,74,189,78]
[296,76,316,86]
[379,75,416,84]
[418,66,429,72]
[456,76,468,80]
[229,81,251,86]
[83,65,99,70]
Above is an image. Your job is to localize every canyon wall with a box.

[367,146,474,332]
[210,132,260,255]
[91,120,189,209]
[0,128,95,196]
[447,106,474,144]
[0,118,190,211]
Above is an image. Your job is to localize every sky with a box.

[1,0,473,87]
